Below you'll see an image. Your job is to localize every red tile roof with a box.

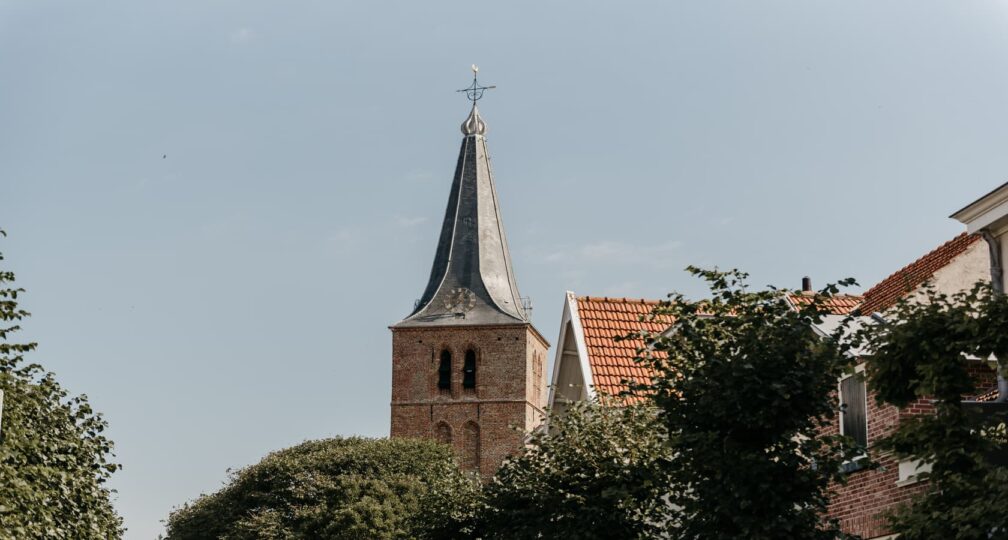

[787,293,863,315]
[576,296,670,398]
[859,233,982,315]
[576,293,865,398]
[976,387,999,402]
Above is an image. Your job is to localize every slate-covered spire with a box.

[397,100,527,327]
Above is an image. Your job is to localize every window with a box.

[463,350,476,389]
[435,422,452,445]
[463,421,480,472]
[896,459,932,486]
[438,350,452,390]
[532,352,543,402]
[840,373,868,448]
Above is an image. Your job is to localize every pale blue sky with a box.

[3,1,1008,537]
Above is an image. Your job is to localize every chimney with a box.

[801,276,812,292]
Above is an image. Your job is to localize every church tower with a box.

[390,69,549,475]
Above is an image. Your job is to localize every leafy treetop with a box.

[629,267,862,540]
[0,230,123,539]
[164,436,481,540]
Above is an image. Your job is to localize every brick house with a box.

[545,233,999,539]
[825,232,996,539]
[952,181,1008,404]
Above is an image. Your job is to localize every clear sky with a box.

[2,1,1008,537]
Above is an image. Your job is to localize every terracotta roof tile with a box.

[578,292,864,399]
[787,293,863,315]
[576,296,670,399]
[976,387,1000,402]
[860,233,982,315]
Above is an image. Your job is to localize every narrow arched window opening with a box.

[463,349,476,389]
[438,350,452,391]
[435,422,452,445]
[463,421,480,472]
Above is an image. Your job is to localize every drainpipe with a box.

[982,230,1005,294]
[980,230,1008,402]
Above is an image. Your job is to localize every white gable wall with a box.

[547,292,595,420]
[903,240,989,308]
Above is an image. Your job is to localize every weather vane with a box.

[457,64,496,102]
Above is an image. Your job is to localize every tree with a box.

[163,437,481,540]
[633,267,862,540]
[0,232,123,539]
[856,284,1008,540]
[481,402,669,539]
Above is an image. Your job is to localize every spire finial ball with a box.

[461,104,487,136]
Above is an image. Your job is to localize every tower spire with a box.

[396,67,525,326]
[389,69,550,477]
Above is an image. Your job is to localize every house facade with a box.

[545,232,998,539]
[827,231,997,538]
[952,182,1008,404]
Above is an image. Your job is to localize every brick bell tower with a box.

[390,68,549,475]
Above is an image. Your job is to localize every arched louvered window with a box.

[435,422,452,445]
[463,349,476,389]
[463,421,480,472]
[438,350,452,391]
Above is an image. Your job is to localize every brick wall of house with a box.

[826,387,926,539]
[826,361,997,538]
[390,324,549,474]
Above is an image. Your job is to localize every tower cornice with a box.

[389,322,551,348]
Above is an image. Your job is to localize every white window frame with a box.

[838,363,869,463]
[895,458,933,487]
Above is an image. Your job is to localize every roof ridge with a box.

[860,232,981,314]
[578,295,664,305]
[788,291,864,297]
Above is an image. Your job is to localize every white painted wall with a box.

[951,182,1008,292]
[547,293,595,423]
[903,240,990,306]
[551,322,589,418]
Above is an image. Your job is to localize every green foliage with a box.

[0,231,123,539]
[857,284,1008,539]
[164,437,481,540]
[632,267,862,540]
[481,402,669,539]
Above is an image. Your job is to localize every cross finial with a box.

[457,64,496,103]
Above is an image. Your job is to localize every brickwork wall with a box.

[826,387,924,539]
[390,324,549,474]
[826,361,997,539]
[965,360,998,399]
